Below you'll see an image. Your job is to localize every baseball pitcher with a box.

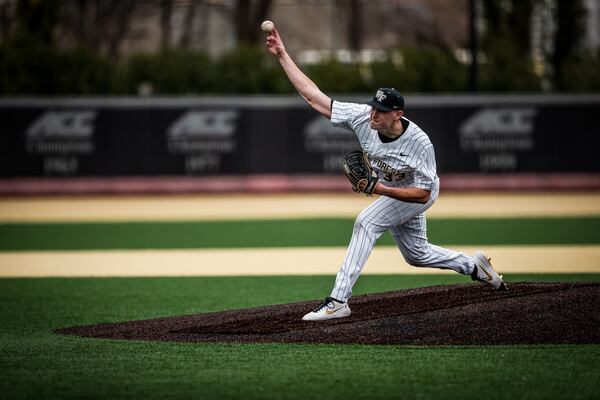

[265,24,507,322]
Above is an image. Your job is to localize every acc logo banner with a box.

[24,110,96,175]
[459,108,536,152]
[167,110,238,153]
[167,110,238,138]
[25,111,96,155]
[459,107,536,171]
[166,110,239,173]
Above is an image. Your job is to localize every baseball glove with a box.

[342,151,379,195]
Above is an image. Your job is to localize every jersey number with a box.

[383,172,406,182]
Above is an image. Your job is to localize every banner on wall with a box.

[1,95,598,177]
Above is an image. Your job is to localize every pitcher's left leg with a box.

[390,214,474,274]
[329,197,390,302]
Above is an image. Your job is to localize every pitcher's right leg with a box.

[391,215,507,290]
[391,214,473,274]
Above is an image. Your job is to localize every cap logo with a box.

[375,90,387,102]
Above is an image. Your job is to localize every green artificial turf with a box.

[1,274,599,400]
[1,216,599,251]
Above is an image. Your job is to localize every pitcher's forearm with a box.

[278,52,317,100]
[374,184,431,204]
[278,52,331,118]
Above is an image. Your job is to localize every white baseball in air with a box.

[261,20,274,33]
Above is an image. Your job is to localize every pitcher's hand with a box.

[266,28,286,58]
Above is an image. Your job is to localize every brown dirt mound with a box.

[57,282,600,345]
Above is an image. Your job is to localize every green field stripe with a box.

[0,217,599,251]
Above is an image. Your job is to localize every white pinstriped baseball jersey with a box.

[328,100,474,302]
[331,101,439,191]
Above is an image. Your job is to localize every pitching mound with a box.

[57,282,600,345]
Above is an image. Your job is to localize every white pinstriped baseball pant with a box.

[330,186,476,302]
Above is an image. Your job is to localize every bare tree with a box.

[180,0,200,49]
[59,0,138,58]
[552,0,586,89]
[344,0,362,51]
[234,0,272,45]
[159,0,172,48]
[0,0,16,41]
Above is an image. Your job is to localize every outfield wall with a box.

[1,95,599,193]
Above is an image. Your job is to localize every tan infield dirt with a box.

[57,282,600,345]
[3,245,599,277]
[2,192,600,222]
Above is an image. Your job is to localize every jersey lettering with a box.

[365,151,406,180]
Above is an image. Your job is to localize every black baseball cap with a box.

[366,88,404,112]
